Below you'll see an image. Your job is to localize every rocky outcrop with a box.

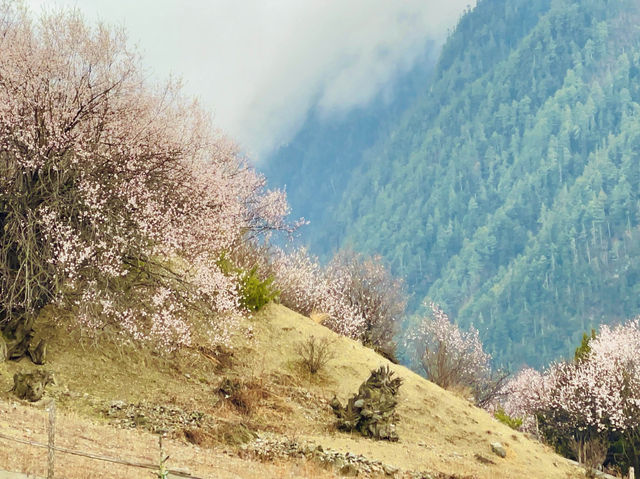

[331,365,403,441]
[240,434,447,478]
[11,370,55,401]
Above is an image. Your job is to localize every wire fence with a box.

[0,400,206,479]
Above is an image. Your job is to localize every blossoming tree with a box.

[406,302,506,405]
[0,4,292,358]
[502,318,640,472]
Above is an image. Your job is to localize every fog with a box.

[25,0,475,160]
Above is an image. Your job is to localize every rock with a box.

[383,464,399,476]
[1,316,35,360]
[110,400,126,410]
[28,338,47,365]
[333,456,346,470]
[491,442,507,458]
[11,370,55,402]
[339,463,359,476]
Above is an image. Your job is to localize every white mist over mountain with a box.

[25,0,475,160]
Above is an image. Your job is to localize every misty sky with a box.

[25,0,475,161]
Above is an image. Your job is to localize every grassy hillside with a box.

[0,305,582,478]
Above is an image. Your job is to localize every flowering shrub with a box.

[270,247,325,317]
[0,5,293,353]
[413,302,491,391]
[322,251,405,357]
[270,247,405,355]
[500,367,547,433]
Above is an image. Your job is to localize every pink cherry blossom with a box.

[0,4,294,350]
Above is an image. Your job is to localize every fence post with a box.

[630,466,635,479]
[47,400,56,479]
[158,434,169,479]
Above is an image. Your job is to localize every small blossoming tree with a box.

[0,4,292,357]
[270,247,405,356]
[322,251,406,357]
[270,246,324,317]
[407,302,505,405]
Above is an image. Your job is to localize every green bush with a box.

[574,329,597,362]
[238,266,279,312]
[494,407,523,430]
[217,253,278,312]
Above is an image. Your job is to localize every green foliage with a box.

[574,329,597,363]
[493,408,523,430]
[216,252,235,276]
[609,431,640,476]
[238,266,279,312]
[218,253,279,312]
[263,45,437,255]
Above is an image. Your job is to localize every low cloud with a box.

[25,0,475,160]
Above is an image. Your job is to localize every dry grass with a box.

[0,303,585,479]
[0,400,338,478]
[233,304,585,479]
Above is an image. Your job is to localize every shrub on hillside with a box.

[407,302,505,406]
[237,267,279,312]
[493,407,523,430]
[270,247,324,316]
[330,365,402,441]
[270,247,405,357]
[295,335,335,375]
[218,252,279,312]
[322,251,406,358]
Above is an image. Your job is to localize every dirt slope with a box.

[0,303,582,478]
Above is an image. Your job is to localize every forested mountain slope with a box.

[262,44,436,251]
[270,0,640,369]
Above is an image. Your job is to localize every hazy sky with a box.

[25,0,475,161]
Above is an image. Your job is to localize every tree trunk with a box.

[1,310,36,360]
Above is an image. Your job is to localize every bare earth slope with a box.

[0,304,582,478]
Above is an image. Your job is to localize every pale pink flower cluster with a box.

[270,247,365,339]
[270,248,403,345]
[320,257,369,340]
[0,6,292,349]
[502,318,640,435]
[500,367,548,432]
[270,247,325,316]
